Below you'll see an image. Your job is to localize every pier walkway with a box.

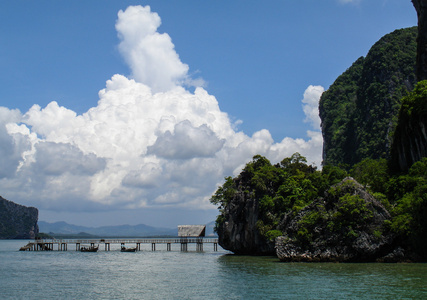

[20,237,219,252]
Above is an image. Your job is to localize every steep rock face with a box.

[319,27,417,167]
[216,189,275,255]
[391,80,427,171]
[392,114,427,171]
[0,196,39,239]
[412,0,427,81]
[276,178,397,262]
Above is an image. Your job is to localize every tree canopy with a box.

[211,153,427,258]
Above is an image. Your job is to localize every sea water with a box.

[1,240,426,299]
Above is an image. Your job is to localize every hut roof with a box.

[178,225,206,237]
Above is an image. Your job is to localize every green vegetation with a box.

[320,27,417,167]
[36,232,53,239]
[351,157,427,256]
[327,189,373,233]
[211,151,427,258]
[289,178,381,248]
[211,153,348,242]
[391,80,427,171]
[398,80,427,121]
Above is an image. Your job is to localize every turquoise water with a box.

[1,240,426,299]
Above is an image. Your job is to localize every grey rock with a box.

[216,189,275,255]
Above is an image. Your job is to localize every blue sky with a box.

[0,1,417,228]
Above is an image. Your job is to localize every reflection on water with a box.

[1,240,426,299]
[217,254,427,299]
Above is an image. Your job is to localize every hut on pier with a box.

[178,225,206,251]
[178,225,206,237]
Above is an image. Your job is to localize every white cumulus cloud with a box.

[147,120,225,159]
[116,6,199,92]
[0,5,324,217]
[0,107,27,178]
[302,85,324,130]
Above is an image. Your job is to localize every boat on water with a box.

[80,245,98,252]
[121,246,137,252]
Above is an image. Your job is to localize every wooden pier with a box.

[19,237,219,252]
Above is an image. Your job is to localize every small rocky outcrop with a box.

[275,178,398,262]
[0,196,39,239]
[216,189,275,255]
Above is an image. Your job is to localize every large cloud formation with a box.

[0,6,323,216]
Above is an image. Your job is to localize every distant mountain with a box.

[38,221,177,237]
[39,220,218,238]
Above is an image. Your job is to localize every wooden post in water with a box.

[180,241,188,252]
[151,243,156,251]
[196,238,203,252]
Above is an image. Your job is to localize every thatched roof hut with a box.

[178,225,206,237]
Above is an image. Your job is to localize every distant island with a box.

[0,196,39,239]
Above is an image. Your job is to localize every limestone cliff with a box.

[216,188,275,255]
[0,196,39,239]
[391,95,427,172]
[213,158,278,255]
[275,178,402,262]
[389,0,427,171]
[319,27,417,167]
[412,0,427,81]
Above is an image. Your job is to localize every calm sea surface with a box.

[1,240,426,299]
